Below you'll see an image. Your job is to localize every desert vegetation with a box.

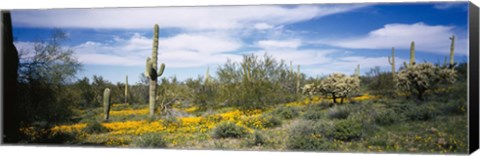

[5,22,468,154]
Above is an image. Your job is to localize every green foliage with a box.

[245,131,266,146]
[328,106,350,120]
[287,121,332,151]
[83,121,109,134]
[303,109,324,120]
[212,121,249,139]
[263,115,282,128]
[403,103,439,121]
[185,76,218,111]
[374,109,404,126]
[217,53,303,110]
[271,106,299,120]
[16,29,81,125]
[133,133,167,148]
[326,119,363,141]
[362,66,396,97]
[396,63,456,101]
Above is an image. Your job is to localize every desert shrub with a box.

[374,109,404,125]
[326,119,363,141]
[212,121,249,139]
[287,121,332,151]
[303,109,324,120]
[244,115,282,129]
[83,121,109,134]
[271,106,299,120]
[162,116,180,127]
[403,103,439,121]
[328,106,350,119]
[245,131,266,146]
[362,66,396,97]
[217,54,304,110]
[133,133,167,148]
[438,99,466,115]
[263,115,282,128]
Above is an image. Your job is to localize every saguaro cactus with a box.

[125,75,128,104]
[103,88,111,121]
[296,64,301,94]
[145,24,166,117]
[388,47,396,77]
[449,35,455,68]
[355,64,360,77]
[409,41,415,66]
[205,66,210,84]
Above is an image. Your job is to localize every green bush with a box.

[438,99,466,115]
[83,121,109,134]
[404,103,438,121]
[263,115,282,128]
[374,109,404,126]
[162,116,180,127]
[287,121,332,151]
[133,133,167,148]
[303,109,324,120]
[212,121,249,139]
[271,106,299,120]
[328,106,350,119]
[245,131,266,146]
[326,119,363,141]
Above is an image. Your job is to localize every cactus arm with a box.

[158,63,165,77]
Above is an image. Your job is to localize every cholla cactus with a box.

[103,88,111,121]
[318,73,360,104]
[145,24,166,117]
[302,83,318,100]
[396,63,456,101]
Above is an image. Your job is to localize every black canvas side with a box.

[469,2,479,154]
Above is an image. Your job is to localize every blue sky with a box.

[11,2,469,84]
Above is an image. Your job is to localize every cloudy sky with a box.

[11,2,469,83]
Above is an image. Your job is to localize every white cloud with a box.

[12,5,366,30]
[254,23,274,30]
[257,39,302,50]
[72,33,243,67]
[320,22,467,55]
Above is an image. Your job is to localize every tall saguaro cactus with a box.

[388,47,396,77]
[449,35,455,68]
[205,66,210,84]
[355,64,360,77]
[296,64,301,94]
[145,24,166,117]
[103,88,111,121]
[409,41,415,66]
[125,75,128,104]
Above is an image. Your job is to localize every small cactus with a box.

[296,64,301,94]
[388,47,396,78]
[103,88,111,121]
[205,66,210,84]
